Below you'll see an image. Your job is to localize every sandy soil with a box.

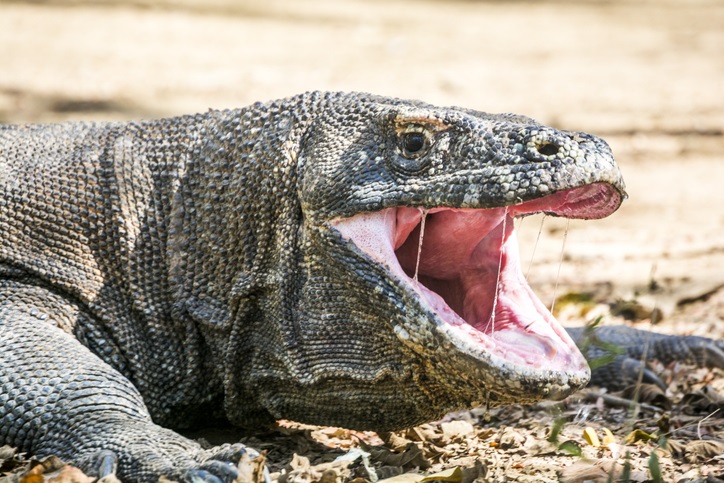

[0,0,722,481]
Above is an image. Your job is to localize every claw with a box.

[205,443,269,483]
[208,444,252,465]
[78,449,119,480]
[683,339,724,368]
[197,460,239,483]
[185,468,227,483]
[96,450,118,478]
[620,357,668,391]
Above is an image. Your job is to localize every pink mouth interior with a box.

[332,183,621,372]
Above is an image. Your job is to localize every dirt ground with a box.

[0,0,722,481]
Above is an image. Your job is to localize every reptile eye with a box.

[399,129,432,160]
[402,132,425,154]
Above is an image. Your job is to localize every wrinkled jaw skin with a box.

[332,182,623,407]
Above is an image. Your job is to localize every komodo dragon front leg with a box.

[1,91,721,482]
[0,281,253,481]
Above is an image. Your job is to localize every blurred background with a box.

[1,0,722,334]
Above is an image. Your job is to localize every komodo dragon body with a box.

[0,92,721,482]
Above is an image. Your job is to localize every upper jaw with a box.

[330,182,623,401]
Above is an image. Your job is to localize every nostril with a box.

[537,143,559,156]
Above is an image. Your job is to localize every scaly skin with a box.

[0,92,718,481]
[568,325,724,390]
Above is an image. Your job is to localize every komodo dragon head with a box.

[226,92,625,430]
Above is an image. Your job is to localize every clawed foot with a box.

[569,324,724,391]
[185,445,271,483]
[72,419,269,483]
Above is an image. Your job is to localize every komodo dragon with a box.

[1,91,722,482]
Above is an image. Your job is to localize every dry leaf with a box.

[622,384,671,409]
[380,433,414,452]
[362,443,430,469]
[601,428,616,447]
[684,439,724,461]
[0,446,26,475]
[279,453,353,483]
[47,466,94,483]
[558,460,609,483]
[375,473,424,483]
[19,464,44,483]
[559,459,648,483]
[525,439,558,456]
[681,385,724,413]
[19,457,71,483]
[318,469,338,483]
[498,428,525,449]
[419,467,462,483]
[0,446,16,465]
[237,449,267,483]
[440,421,474,440]
[624,429,655,444]
[583,427,601,447]
[376,467,463,483]
[403,426,437,443]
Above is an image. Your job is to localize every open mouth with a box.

[331,182,622,376]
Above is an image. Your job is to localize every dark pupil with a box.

[403,132,425,154]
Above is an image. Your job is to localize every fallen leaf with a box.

[19,465,45,483]
[526,439,559,456]
[376,467,463,483]
[0,446,16,465]
[18,457,72,483]
[557,441,582,457]
[47,466,94,483]
[402,426,436,443]
[460,460,486,483]
[498,428,525,449]
[681,385,724,413]
[318,469,338,483]
[0,446,26,475]
[559,459,649,483]
[558,460,609,483]
[583,427,600,447]
[375,473,424,483]
[601,428,616,447]
[663,439,685,456]
[684,439,724,461]
[375,466,404,480]
[278,453,354,483]
[419,467,462,483]
[440,421,474,441]
[361,442,430,470]
[622,384,671,409]
[624,429,655,444]
[380,433,413,452]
